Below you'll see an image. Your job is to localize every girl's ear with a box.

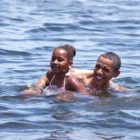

[114,70,120,78]
[69,61,73,68]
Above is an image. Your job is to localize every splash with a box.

[43,85,65,97]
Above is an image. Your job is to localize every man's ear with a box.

[114,70,120,78]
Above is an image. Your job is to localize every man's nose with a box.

[97,68,103,74]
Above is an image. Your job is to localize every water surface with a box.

[0,0,140,139]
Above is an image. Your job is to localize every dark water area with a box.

[0,0,140,139]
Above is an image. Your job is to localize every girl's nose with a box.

[53,59,58,64]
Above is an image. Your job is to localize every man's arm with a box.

[71,68,93,80]
[109,80,130,92]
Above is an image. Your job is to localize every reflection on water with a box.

[0,0,140,139]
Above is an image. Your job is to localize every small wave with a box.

[0,48,31,56]
[94,132,125,140]
[120,109,140,120]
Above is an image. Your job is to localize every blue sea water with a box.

[0,0,140,139]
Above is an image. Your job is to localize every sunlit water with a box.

[0,0,140,139]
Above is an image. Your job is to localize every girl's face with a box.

[50,48,72,75]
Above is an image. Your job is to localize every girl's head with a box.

[55,44,76,61]
[50,44,76,75]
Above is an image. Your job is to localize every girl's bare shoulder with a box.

[36,75,49,88]
[65,75,88,94]
[36,69,53,88]
[46,69,55,81]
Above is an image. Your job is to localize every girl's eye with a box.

[51,57,55,61]
[58,58,64,62]
[51,56,64,62]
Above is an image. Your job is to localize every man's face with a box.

[93,56,120,87]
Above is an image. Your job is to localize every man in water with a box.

[71,52,129,96]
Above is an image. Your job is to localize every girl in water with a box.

[22,44,88,96]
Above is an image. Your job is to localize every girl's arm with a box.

[66,76,90,95]
[21,76,48,96]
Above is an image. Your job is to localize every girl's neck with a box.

[53,73,66,78]
[53,69,69,78]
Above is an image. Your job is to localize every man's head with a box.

[100,52,121,72]
[93,52,121,87]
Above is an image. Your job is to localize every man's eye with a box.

[95,64,100,69]
[103,68,110,72]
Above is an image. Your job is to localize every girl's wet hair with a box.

[99,52,121,72]
[55,44,76,60]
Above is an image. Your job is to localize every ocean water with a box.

[0,0,140,139]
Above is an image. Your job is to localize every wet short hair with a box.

[99,52,121,71]
[55,44,76,60]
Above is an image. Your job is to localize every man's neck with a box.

[90,78,110,91]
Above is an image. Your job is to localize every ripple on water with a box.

[0,0,140,139]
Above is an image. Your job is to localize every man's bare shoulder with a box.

[71,68,93,73]
[71,68,93,78]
